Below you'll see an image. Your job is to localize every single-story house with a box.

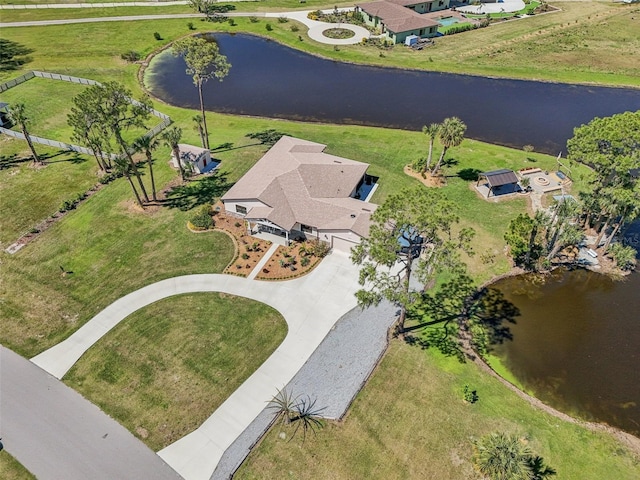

[356,0,449,44]
[221,136,379,253]
[170,144,215,174]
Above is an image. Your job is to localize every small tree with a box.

[473,433,534,480]
[8,103,41,164]
[113,155,144,208]
[162,126,185,180]
[172,35,231,149]
[132,135,160,202]
[421,122,440,173]
[432,116,467,175]
[351,187,474,334]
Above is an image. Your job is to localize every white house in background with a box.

[170,144,214,174]
[221,136,379,253]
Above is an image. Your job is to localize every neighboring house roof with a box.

[357,1,440,32]
[177,143,208,163]
[482,169,519,188]
[222,136,377,237]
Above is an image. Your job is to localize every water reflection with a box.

[493,269,640,436]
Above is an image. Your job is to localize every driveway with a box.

[0,346,182,480]
[31,251,362,480]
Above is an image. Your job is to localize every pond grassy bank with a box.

[1,1,638,88]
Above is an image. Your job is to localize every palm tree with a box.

[431,116,467,175]
[473,432,533,480]
[422,122,440,173]
[132,135,160,202]
[8,103,41,164]
[113,155,144,208]
[162,126,185,180]
[193,114,205,148]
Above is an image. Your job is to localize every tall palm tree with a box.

[162,126,185,180]
[422,122,440,173]
[473,432,533,480]
[113,155,144,208]
[431,116,467,175]
[8,103,41,164]
[132,135,160,202]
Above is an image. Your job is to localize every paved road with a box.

[32,251,362,480]
[0,346,182,480]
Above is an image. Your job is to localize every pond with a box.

[492,268,640,436]
[144,33,640,155]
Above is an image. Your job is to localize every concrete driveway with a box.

[31,251,362,480]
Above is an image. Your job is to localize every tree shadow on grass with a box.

[42,150,87,164]
[457,168,482,181]
[404,280,520,363]
[0,154,29,170]
[163,172,233,211]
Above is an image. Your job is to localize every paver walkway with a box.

[247,242,278,280]
[31,251,361,480]
[0,346,182,480]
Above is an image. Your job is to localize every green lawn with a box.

[237,341,640,479]
[1,4,636,477]
[65,292,287,451]
[0,452,35,480]
[1,2,639,87]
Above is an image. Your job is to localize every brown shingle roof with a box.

[357,1,440,32]
[222,136,377,236]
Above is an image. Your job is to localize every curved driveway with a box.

[32,251,361,480]
[0,8,370,44]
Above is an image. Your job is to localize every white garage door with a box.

[331,236,358,253]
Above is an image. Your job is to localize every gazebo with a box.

[477,169,520,197]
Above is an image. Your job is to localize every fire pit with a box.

[534,176,550,186]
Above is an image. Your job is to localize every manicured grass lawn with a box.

[1,93,589,358]
[0,452,35,480]
[0,167,235,357]
[237,341,640,479]
[0,140,99,245]
[65,292,287,451]
[1,2,638,87]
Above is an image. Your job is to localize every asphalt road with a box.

[0,346,182,480]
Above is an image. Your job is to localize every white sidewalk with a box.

[32,251,361,480]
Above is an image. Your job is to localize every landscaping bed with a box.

[255,240,327,280]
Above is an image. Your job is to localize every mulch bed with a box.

[404,165,446,187]
[256,242,323,280]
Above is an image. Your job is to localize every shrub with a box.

[291,24,299,32]
[300,256,310,267]
[241,253,250,260]
[443,23,475,36]
[187,21,195,30]
[189,205,214,230]
[234,222,242,228]
[607,243,637,271]
[278,16,289,23]
[266,23,273,31]
[463,384,479,404]
[153,32,162,40]
[249,16,259,23]
[228,18,236,26]
[120,51,141,62]
[59,199,77,213]
[309,240,330,257]
[99,171,120,184]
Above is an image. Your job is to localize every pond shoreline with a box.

[478,264,640,452]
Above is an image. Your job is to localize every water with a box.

[438,17,461,27]
[144,33,640,155]
[492,269,640,436]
